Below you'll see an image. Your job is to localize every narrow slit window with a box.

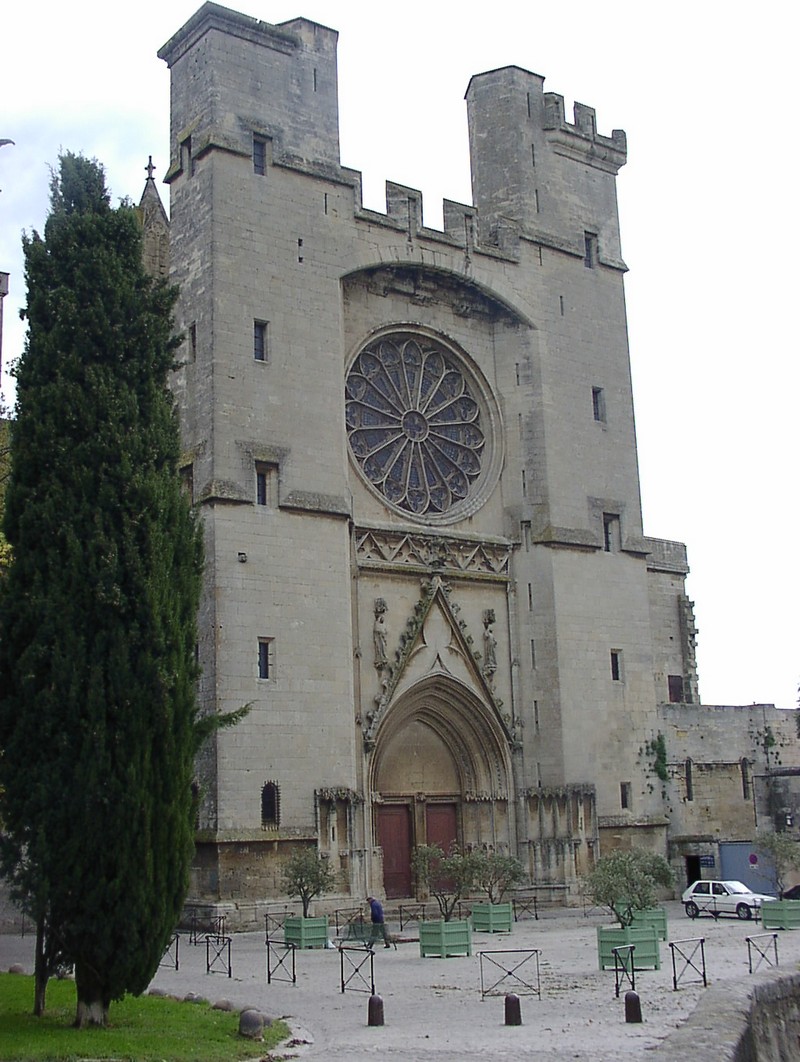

[685,759,694,802]
[530,639,536,669]
[620,782,631,809]
[592,386,606,423]
[258,638,274,680]
[584,232,598,268]
[189,322,197,362]
[522,520,532,552]
[559,295,565,316]
[255,462,277,507]
[741,758,751,800]
[527,583,533,611]
[254,319,268,362]
[531,143,536,167]
[253,136,267,176]
[521,469,527,496]
[610,650,622,681]
[534,699,540,732]
[603,513,620,553]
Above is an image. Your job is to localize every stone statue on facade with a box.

[373,598,388,670]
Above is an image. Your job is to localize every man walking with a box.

[367,896,392,948]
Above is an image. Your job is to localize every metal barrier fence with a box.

[205,934,232,977]
[264,908,298,941]
[512,895,539,922]
[612,944,636,999]
[186,909,227,946]
[159,932,180,971]
[746,933,778,975]
[339,944,375,995]
[668,937,706,991]
[334,906,364,934]
[478,949,541,1000]
[265,937,296,985]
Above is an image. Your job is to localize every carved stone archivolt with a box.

[361,575,513,752]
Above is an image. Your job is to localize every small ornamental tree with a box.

[472,851,526,904]
[0,154,246,1027]
[411,844,478,921]
[585,849,673,926]
[282,848,337,917]
[755,831,800,897]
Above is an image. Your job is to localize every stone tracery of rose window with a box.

[345,333,485,518]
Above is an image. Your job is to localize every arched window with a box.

[261,782,280,828]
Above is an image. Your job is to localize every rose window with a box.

[346,333,486,517]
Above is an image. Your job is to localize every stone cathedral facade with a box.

[149,3,798,922]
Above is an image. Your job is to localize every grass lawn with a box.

[0,974,289,1061]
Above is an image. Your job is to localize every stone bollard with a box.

[504,992,522,1026]
[368,994,385,1027]
[239,1008,265,1041]
[624,990,642,1023]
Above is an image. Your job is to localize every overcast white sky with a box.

[1,1,796,710]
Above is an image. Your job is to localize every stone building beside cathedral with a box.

[143,2,799,923]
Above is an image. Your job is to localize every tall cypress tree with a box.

[0,154,204,1026]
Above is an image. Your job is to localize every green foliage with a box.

[0,974,288,1060]
[584,849,674,926]
[281,847,337,917]
[0,153,205,1025]
[646,733,669,783]
[0,415,10,576]
[411,844,478,921]
[755,830,800,896]
[471,850,526,904]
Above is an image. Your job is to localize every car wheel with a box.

[685,901,699,919]
[736,903,753,920]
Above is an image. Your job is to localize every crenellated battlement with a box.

[543,93,627,173]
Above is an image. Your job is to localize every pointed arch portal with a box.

[370,675,514,898]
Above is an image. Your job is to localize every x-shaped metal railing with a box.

[159,932,180,971]
[265,937,297,985]
[478,948,541,999]
[669,936,706,990]
[339,944,375,995]
[746,932,778,974]
[205,934,232,977]
[612,944,636,998]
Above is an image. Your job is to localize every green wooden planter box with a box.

[596,925,660,970]
[761,900,800,930]
[630,906,668,941]
[284,915,329,949]
[470,902,513,933]
[419,918,472,957]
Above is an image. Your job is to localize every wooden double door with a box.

[377,802,458,899]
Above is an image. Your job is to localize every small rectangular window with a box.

[255,461,277,507]
[741,759,751,800]
[180,463,194,502]
[584,232,598,268]
[610,650,622,681]
[668,675,684,703]
[182,136,194,177]
[592,386,606,423]
[253,136,267,176]
[603,513,620,553]
[620,782,631,809]
[521,520,531,552]
[258,638,274,680]
[254,320,268,362]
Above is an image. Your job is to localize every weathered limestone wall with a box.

[653,972,800,1062]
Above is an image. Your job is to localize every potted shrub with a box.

[412,844,476,957]
[585,849,673,970]
[755,831,800,929]
[470,851,525,932]
[281,847,337,948]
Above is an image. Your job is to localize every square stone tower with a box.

[159,3,703,917]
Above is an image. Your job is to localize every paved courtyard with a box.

[3,901,798,1060]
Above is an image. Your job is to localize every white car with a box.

[682,879,776,920]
